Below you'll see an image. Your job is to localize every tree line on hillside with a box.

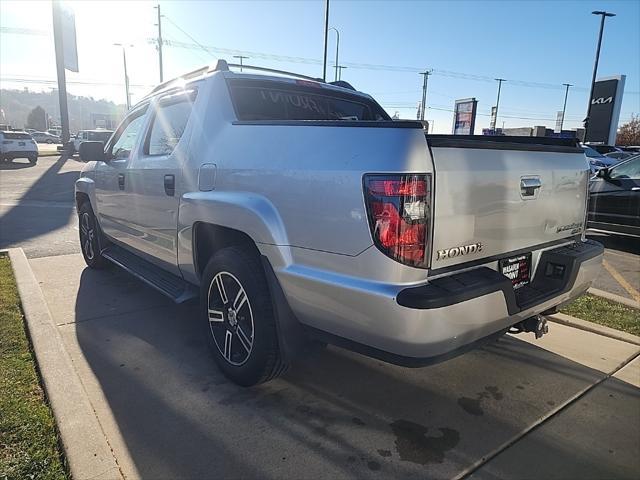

[1,89,126,132]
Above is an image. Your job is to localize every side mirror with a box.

[596,167,609,179]
[79,141,106,162]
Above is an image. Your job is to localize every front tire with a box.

[29,155,37,164]
[201,246,287,386]
[78,202,108,269]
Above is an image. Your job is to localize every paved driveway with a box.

[26,253,640,479]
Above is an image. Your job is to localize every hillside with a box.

[0,89,126,132]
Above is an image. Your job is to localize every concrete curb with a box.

[548,312,640,347]
[7,248,124,480]
[588,287,639,310]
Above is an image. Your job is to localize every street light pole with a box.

[336,65,347,81]
[584,10,615,139]
[419,70,432,122]
[154,4,164,82]
[329,27,340,82]
[560,83,572,132]
[493,78,506,131]
[233,55,249,72]
[322,0,330,81]
[114,43,133,110]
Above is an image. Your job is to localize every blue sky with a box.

[1,0,638,133]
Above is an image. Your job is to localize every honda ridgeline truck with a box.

[76,60,603,386]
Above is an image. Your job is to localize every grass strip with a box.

[0,256,68,480]
[561,293,640,336]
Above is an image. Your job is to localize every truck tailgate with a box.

[427,137,588,270]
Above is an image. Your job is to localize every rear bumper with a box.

[397,240,603,315]
[277,240,603,366]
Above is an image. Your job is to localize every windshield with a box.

[228,79,390,121]
[582,146,604,158]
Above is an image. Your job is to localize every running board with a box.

[102,245,198,303]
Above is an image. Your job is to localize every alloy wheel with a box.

[207,271,255,366]
[80,212,95,260]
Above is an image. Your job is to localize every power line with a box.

[2,25,639,95]
[162,14,213,61]
[1,76,154,88]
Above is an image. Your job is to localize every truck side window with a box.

[146,90,196,156]
[109,108,147,160]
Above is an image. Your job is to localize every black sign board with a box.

[586,78,621,144]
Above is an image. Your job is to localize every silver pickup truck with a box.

[76,60,603,386]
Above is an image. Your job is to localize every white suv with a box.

[0,131,38,164]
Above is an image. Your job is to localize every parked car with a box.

[585,144,623,155]
[75,61,603,386]
[31,131,62,144]
[582,145,618,173]
[619,146,640,153]
[0,131,38,163]
[604,150,636,161]
[588,154,640,237]
[72,129,113,155]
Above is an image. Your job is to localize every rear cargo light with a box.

[363,174,431,268]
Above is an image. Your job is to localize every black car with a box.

[588,154,640,237]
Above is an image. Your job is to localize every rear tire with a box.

[78,202,108,269]
[200,246,287,386]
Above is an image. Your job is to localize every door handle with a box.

[631,187,640,191]
[164,174,175,196]
[520,177,542,197]
[117,173,125,190]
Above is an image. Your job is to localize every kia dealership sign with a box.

[585,75,625,145]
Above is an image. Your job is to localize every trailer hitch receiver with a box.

[509,315,549,339]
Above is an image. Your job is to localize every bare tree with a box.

[616,114,640,146]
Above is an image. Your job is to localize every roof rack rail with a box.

[225,62,322,82]
[148,59,325,97]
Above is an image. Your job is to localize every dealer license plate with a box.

[499,253,532,289]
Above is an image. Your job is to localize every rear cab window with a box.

[227,78,390,122]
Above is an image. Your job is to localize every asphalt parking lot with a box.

[1,155,639,479]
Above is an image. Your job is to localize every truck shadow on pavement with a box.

[0,155,78,251]
[72,265,640,480]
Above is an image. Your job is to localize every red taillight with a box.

[364,174,431,267]
[368,179,428,196]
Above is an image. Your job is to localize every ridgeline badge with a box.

[436,242,483,261]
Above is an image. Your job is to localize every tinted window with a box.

[229,79,389,121]
[610,157,640,180]
[147,93,195,155]
[110,109,147,160]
